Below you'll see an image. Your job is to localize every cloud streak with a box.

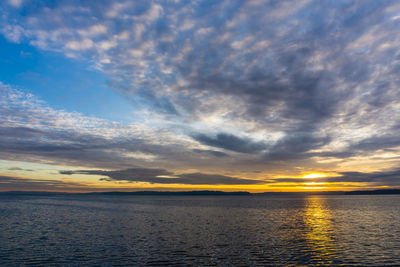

[193,133,267,154]
[60,168,263,185]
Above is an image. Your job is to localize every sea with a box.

[1,194,400,266]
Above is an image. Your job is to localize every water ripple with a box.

[1,195,400,265]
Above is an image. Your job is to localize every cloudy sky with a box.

[1,0,400,192]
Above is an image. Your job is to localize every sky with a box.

[1,0,400,192]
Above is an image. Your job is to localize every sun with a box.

[302,173,326,179]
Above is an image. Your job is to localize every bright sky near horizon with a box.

[1,0,400,192]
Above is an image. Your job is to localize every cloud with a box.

[7,167,33,171]
[349,135,400,153]
[0,83,254,174]
[0,126,42,138]
[7,0,22,8]
[324,169,400,185]
[1,0,400,179]
[265,133,330,160]
[193,133,267,154]
[60,168,264,185]
[0,83,192,169]
[192,149,228,157]
[65,39,94,50]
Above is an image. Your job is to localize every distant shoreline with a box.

[1,189,400,196]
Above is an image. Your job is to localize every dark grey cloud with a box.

[0,124,179,169]
[325,169,400,185]
[60,167,263,185]
[0,126,42,138]
[308,132,400,160]
[192,149,228,157]
[61,168,172,179]
[349,135,400,153]
[193,131,330,161]
[193,133,267,154]
[265,133,331,160]
[7,167,34,171]
[0,125,112,158]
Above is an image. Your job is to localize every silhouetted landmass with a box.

[254,191,345,196]
[2,189,400,196]
[0,190,251,196]
[0,190,342,196]
[0,191,68,196]
[345,189,400,195]
[87,190,252,196]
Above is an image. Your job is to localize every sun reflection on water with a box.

[303,196,338,264]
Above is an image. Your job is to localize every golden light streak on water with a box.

[303,195,338,264]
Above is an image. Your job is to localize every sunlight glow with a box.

[302,173,327,179]
[304,182,326,186]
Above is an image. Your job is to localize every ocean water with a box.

[1,194,400,266]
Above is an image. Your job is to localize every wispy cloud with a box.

[0,83,186,169]
[60,168,263,185]
[193,133,268,154]
[0,83,240,172]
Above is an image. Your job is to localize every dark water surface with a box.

[1,194,400,266]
